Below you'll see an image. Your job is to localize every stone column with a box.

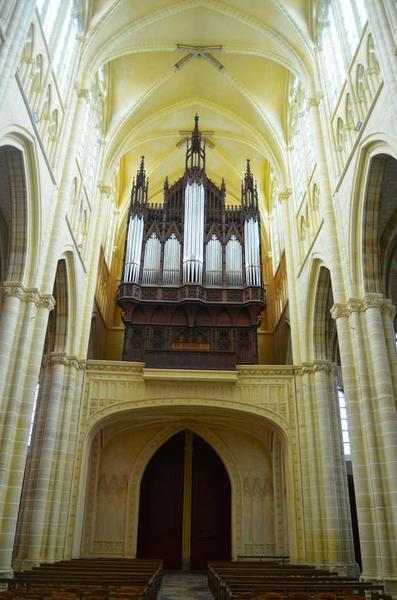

[308,96,345,302]
[332,296,397,594]
[52,362,85,561]
[296,361,357,574]
[40,87,89,294]
[278,188,301,362]
[0,0,36,109]
[14,353,85,568]
[0,287,55,577]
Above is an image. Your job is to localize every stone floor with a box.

[158,572,214,599]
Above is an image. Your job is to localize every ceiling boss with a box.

[175,43,224,71]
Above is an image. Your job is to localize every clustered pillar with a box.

[0,285,55,576]
[295,362,357,574]
[332,295,397,594]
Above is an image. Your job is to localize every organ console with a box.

[117,115,265,369]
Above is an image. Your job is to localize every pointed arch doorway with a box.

[137,430,231,570]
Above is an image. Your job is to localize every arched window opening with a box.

[36,0,82,97]
[77,75,105,200]
[338,387,351,457]
[269,172,284,272]
[318,0,368,109]
[28,382,40,447]
[288,79,315,210]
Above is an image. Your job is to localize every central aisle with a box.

[158,572,213,599]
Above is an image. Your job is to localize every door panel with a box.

[190,434,231,569]
[137,431,231,570]
[137,431,184,569]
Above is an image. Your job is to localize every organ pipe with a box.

[142,233,161,284]
[183,181,205,284]
[124,214,144,283]
[226,235,243,286]
[163,234,181,285]
[244,218,261,286]
[121,118,264,292]
[205,235,222,286]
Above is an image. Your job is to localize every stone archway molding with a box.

[124,422,244,559]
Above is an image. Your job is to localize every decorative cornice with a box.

[237,365,295,377]
[1,283,55,309]
[86,360,144,373]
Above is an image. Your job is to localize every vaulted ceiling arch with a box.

[104,96,288,202]
[85,0,310,218]
[81,0,314,87]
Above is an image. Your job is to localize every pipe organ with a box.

[117,116,265,369]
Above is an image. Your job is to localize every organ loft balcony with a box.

[117,116,266,370]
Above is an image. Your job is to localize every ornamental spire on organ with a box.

[118,116,265,369]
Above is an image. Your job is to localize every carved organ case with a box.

[117,116,265,370]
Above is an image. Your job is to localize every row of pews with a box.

[208,561,391,600]
[0,558,162,599]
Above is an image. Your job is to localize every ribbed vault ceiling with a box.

[81,0,315,209]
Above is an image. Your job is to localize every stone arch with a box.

[72,383,298,561]
[125,422,244,559]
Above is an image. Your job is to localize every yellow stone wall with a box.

[1,2,397,597]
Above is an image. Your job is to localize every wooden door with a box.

[190,434,231,569]
[137,431,184,569]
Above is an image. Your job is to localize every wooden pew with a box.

[208,561,385,600]
[0,558,162,599]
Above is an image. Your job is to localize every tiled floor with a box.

[158,572,214,599]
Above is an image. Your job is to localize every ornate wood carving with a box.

[118,116,265,369]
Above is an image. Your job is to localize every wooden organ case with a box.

[117,116,265,370]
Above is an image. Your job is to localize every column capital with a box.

[296,360,337,375]
[74,84,89,99]
[362,292,386,310]
[330,303,349,320]
[307,92,323,109]
[37,294,56,311]
[42,353,86,369]
[1,283,55,309]
[279,189,292,202]
[98,183,112,195]
[331,295,395,318]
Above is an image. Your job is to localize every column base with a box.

[361,575,397,599]
[383,577,397,598]
[313,562,361,576]
[0,568,13,590]
[12,559,41,572]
